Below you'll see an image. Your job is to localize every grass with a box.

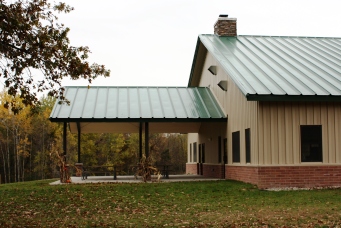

[0,179,341,227]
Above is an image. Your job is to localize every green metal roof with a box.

[49,86,226,122]
[189,35,341,101]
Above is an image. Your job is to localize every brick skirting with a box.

[186,163,197,175]
[226,165,341,189]
[186,163,225,179]
[202,164,225,178]
[225,166,259,186]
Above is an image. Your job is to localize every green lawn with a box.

[0,179,340,227]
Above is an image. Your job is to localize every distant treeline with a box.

[0,91,187,184]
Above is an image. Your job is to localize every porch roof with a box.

[49,86,227,133]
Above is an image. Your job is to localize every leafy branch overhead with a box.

[0,0,110,112]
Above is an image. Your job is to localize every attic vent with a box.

[208,65,217,75]
[218,80,228,91]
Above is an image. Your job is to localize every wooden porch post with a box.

[77,122,81,163]
[139,122,143,159]
[75,122,84,177]
[63,122,67,163]
[145,122,149,158]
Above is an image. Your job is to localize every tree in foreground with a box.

[0,0,110,112]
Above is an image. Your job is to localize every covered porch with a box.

[49,86,227,179]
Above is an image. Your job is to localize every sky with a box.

[59,0,341,88]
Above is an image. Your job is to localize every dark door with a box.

[198,144,203,175]
[223,138,227,179]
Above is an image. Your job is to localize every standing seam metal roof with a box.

[195,35,341,101]
[49,86,226,122]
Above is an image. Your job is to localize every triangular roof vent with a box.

[208,65,217,75]
[218,80,228,91]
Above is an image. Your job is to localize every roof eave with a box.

[188,36,206,87]
[49,117,228,123]
[246,94,341,102]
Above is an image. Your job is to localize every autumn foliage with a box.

[0,91,187,184]
[0,0,110,112]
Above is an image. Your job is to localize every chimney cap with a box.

[219,14,228,18]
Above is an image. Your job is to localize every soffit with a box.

[68,122,202,134]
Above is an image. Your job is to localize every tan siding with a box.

[270,103,279,164]
[336,105,341,163]
[197,122,226,163]
[258,103,264,165]
[187,133,199,163]
[299,103,307,125]
[313,103,321,124]
[258,101,341,165]
[263,103,271,164]
[327,104,336,163]
[252,103,259,164]
[292,103,300,164]
[278,104,286,164]
[321,103,329,163]
[284,104,293,164]
[197,52,258,165]
[306,103,314,124]
[191,51,341,167]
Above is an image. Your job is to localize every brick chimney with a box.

[214,14,237,36]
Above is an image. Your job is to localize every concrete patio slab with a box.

[49,174,221,185]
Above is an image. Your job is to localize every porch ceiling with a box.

[69,122,203,134]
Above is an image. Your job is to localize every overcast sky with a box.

[59,0,341,88]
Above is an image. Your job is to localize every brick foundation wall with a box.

[186,163,225,178]
[225,166,259,186]
[186,163,197,174]
[225,165,341,189]
[202,164,225,179]
[257,166,341,189]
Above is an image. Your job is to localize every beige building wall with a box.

[258,101,341,165]
[187,133,198,164]
[190,51,259,165]
[187,123,226,164]
[188,50,341,167]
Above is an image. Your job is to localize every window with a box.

[245,128,251,163]
[223,138,227,164]
[202,143,205,163]
[190,143,192,162]
[218,136,222,163]
[232,131,240,163]
[199,144,202,163]
[193,142,197,162]
[301,125,322,162]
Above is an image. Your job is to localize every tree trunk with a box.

[13,128,17,182]
[6,127,10,183]
[42,124,45,179]
[1,144,7,183]
[30,137,32,181]
[22,154,24,182]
